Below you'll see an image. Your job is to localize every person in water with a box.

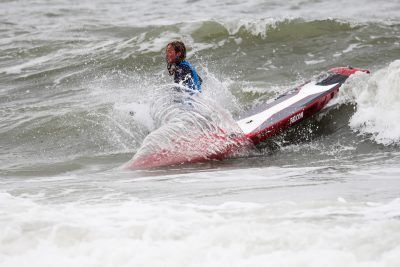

[165,41,202,93]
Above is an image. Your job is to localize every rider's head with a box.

[166,41,186,64]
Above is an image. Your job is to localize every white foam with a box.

[342,43,359,53]
[341,60,400,145]
[218,17,278,38]
[0,55,53,74]
[137,31,184,54]
[304,59,326,65]
[1,192,400,267]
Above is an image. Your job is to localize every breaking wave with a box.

[339,60,400,145]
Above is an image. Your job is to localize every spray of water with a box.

[337,60,400,145]
[126,84,252,169]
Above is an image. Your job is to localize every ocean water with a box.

[1,0,400,266]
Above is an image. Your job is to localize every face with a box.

[166,44,181,64]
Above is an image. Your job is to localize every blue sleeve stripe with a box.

[180,61,202,92]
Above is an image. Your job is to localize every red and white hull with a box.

[238,67,369,144]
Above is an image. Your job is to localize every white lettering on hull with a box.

[289,112,304,124]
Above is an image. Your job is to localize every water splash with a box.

[126,86,252,169]
[340,60,400,145]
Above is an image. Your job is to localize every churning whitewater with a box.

[1,0,400,266]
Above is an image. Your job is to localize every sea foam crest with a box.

[343,60,400,145]
[219,18,278,38]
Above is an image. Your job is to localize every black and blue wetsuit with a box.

[170,60,202,94]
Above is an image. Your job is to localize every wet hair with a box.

[167,41,186,63]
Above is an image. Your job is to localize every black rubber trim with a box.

[316,74,348,86]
